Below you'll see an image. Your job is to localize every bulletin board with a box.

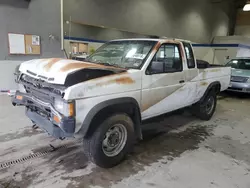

[8,33,41,55]
[24,34,41,55]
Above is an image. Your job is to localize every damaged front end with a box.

[12,74,75,139]
[12,66,124,139]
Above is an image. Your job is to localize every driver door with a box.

[141,43,186,119]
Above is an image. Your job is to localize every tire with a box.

[191,90,217,120]
[83,113,135,168]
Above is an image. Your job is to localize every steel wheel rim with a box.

[102,123,128,157]
[206,96,215,115]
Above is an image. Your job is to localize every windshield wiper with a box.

[98,62,126,69]
[85,59,127,69]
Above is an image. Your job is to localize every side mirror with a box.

[147,61,164,74]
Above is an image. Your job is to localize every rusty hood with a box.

[19,58,126,85]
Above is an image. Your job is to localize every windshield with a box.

[226,59,250,70]
[86,40,157,69]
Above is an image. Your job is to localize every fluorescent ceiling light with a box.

[243,4,250,11]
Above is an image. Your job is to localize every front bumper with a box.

[227,81,250,93]
[12,91,75,138]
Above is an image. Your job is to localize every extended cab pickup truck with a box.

[12,38,231,168]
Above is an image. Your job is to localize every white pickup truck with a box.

[12,38,231,168]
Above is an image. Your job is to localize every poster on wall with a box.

[32,35,40,46]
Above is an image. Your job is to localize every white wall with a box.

[0,61,21,90]
[193,46,237,65]
[237,47,250,57]
[193,47,214,63]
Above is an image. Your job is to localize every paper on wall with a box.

[32,35,40,45]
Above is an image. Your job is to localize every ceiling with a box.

[235,0,248,8]
[210,0,247,9]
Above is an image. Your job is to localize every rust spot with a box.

[60,62,125,72]
[210,69,220,73]
[96,77,134,87]
[152,42,161,52]
[43,58,63,71]
[163,39,180,44]
[115,77,134,84]
[142,86,182,112]
[179,44,185,60]
[142,95,168,112]
[200,82,208,86]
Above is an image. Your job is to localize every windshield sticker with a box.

[131,54,146,59]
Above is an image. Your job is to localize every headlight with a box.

[247,78,250,83]
[54,98,75,117]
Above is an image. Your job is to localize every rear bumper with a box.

[227,81,250,93]
[12,91,75,138]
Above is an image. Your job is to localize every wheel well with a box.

[200,82,221,102]
[213,83,221,94]
[206,82,221,95]
[85,102,141,139]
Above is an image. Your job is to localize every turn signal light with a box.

[68,103,74,117]
[16,95,23,100]
[53,115,61,123]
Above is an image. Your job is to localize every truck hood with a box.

[19,58,125,85]
[231,69,250,78]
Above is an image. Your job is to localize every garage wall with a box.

[0,61,21,90]
[235,10,250,37]
[213,36,250,45]
[64,23,149,42]
[237,46,250,57]
[0,0,64,61]
[64,0,230,43]
[63,22,149,56]
[235,26,250,37]
[0,0,65,90]
[193,47,215,64]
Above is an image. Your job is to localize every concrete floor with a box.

[0,93,250,188]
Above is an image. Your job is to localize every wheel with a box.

[191,90,217,120]
[83,113,135,168]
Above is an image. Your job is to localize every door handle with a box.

[179,80,185,83]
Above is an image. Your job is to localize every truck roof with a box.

[111,37,192,43]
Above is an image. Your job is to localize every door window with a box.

[147,44,182,74]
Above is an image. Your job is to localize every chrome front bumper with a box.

[227,81,250,93]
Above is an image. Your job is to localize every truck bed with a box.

[197,59,224,69]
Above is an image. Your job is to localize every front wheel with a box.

[191,91,217,120]
[83,113,135,168]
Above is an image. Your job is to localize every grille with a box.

[20,74,64,100]
[230,76,248,83]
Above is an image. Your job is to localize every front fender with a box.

[78,97,142,139]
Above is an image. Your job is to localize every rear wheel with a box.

[83,113,134,168]
[191,91,217,120]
